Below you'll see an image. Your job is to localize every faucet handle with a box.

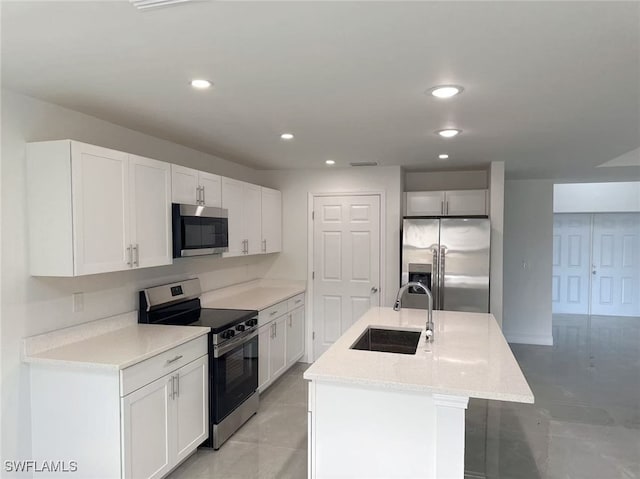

[425,329,434,342]
[393,299,401,311]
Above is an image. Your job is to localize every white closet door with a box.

[313,195,381,360]
[591,213,640,317]
[552,214,591,315]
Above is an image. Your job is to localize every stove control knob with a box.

[236,324,246,332]
[221,330,235,340]
[246,319,257,327]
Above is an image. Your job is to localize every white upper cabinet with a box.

[27,140,172,276]
[405,191,445,216]
[221,177,246,256]
[129,154,172,269]
[405,190,488,217]
[445,190,488,216]
[261,187,282,254]
[222,178,270,257]
[171,164,221,208]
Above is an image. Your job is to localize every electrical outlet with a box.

[72,292,84,313]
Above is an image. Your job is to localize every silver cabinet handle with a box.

[445,201,449,215]
[274,322,277,338]
[370,286,378,294]
[126,244,132,266]
[202,186,206,205]
[270,310,279,316]
[289,314,292,327]
[132,244,139,267]
[440,201,444,215]
[196,186,201,205]
[262,239,267,252]
[170,375,175,399]
[166,355,183,365]
[175,373,180,398]
[295,299,302,304]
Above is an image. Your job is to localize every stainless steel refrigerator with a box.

[401,218,490,312]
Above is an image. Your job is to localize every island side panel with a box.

[30,364,121,478]
[433,394,470,479]
[309,380,438,479]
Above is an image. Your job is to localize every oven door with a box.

[212,330,259,422]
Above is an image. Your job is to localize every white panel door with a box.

[445,190,487,216]
[171,164,199,205]
[175,356,208,463]
[261,187,282,253]
[121,375,172,479]
[270,315,288,380]
[71,142,130,275]
[286,306,305,365]
[129,154,172,268]
[552,214,591,314]
[313,195,381,359]
[222,177,246,256]
[591,213,640,316]
[244,183,263,255]
[406,191,445,216]
[198,171,222,208]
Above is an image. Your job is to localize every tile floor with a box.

[170,315,640,479]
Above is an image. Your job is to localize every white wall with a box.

[261,166,403,359]
[503,179,554,346]
[404,170,488,192]
[554,182,640,213]
[0,90,275,470]
[489,162,504,328]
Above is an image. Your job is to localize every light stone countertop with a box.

[24,322,210,371]
[201,279,306,311]
[304,307,534,403]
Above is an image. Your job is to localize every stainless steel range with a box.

[139,279,258,450]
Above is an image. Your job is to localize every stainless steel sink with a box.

[350,327,421,355]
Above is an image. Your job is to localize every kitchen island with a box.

[303,307,533,479]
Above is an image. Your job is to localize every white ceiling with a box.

[2,1,639,180]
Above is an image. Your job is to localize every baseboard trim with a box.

[505,332,553,346]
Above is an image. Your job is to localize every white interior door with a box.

[313,195,381,360]
[591,213,640,316]
[552,214,592,314]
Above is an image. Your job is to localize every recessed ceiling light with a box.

[325,160,335,165]
[439,154,449,160]
[436,129,462,138]
[191,79,212,89]
[280,133,294,140]
[428,85,464,99]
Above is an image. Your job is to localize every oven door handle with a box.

[214,329,259,357]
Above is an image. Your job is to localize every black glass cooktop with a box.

[191,308,258,333]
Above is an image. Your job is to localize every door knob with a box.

[371,287,378,294]
[592,270,597,275]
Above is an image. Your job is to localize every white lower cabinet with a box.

[30,335,208,479]
[122,355,208,479]
[258,293,306,393]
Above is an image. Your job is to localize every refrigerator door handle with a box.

[439,246,446,308]
[432,247,440,310]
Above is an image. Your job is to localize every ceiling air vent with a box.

[349,162,378,167]
[129,0,198,10]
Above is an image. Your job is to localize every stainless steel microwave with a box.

[172,204,229,258]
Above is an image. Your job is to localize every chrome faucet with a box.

[393,282,435,341]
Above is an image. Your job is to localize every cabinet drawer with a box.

[287,293,305,311]
[258,300,288,326]
[120,335,207,397]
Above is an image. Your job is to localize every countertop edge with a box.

[24,327,210,371]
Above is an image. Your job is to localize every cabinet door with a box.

[171,164,199,205]
[258,323,271,391]
[175,356,209,463]
[405,191,445,216]
[121,375,173,479]
[71,141,131,275]
[286,306,305,365]
[445,190,487,216]
[198,171,222,208]
[244,183,263,255]
[129,155,172,268]
[261,187,282,253]
[222,177,246,256]
[270,316,287,380]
